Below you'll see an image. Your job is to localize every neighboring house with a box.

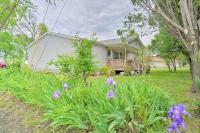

[26,32,144,72]
[150,56,167,68]
[150,55,181,68]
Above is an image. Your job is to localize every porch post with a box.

[124,44,127,66]
[110,49,113,59]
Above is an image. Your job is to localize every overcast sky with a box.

[32,0,155,45]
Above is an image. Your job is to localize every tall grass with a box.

[0,68,172,132]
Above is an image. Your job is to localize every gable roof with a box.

[26,32,144,49]
[99,36,144,48]
[26,32,75,49]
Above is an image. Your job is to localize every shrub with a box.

[100,66,115,76]
[194,101,200,114]
[145,65,151,74]
[73,36,96,86]
[49,36,96,86]
[124,66,132,76]
[49,55,77,74]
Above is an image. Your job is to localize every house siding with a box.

[127,53,136,60]
[27,33,107,71]
[92,44,107,67]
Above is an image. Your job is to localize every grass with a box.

[0,67,199,132]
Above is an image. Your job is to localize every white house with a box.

[150,55,181,68]
[26,32,144,72]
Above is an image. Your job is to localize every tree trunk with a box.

[172,59,177,72]
[188,56,192,75]
[190,52,200,93]
[166,62,171,72]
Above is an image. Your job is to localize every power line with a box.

[30,1,51,64]
[42,2,50,23]
[33,0,68,70]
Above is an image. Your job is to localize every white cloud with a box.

[32,0,155,45]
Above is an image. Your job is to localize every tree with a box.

[149,29,183,72]
[37,23,48,37]
[0,32,14,60]
[125,0,200,92]
[15,10,38,40]
[73,36,96,86]
[0,32,28,64]
[137,46,152,74]
[0,0,57,32]
[0,0,33,31]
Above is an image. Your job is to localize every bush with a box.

[49,37,96,86]
[194,101,200,114]
[145,65,151,74]
[100,66,115,76]
[49,55,77,74]
[0,68,172,132]
[124,66,132,76]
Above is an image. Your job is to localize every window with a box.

[119,52,124,59]
[107,49,111,57]
[113,52,119,59]
[113,51,124,59]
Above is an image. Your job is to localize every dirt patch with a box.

[0,92,51,133]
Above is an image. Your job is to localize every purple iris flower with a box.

[106,77,117,89]
[52,90,61,99]
[167,103,191,133]
[167,106,175,118]
[106,77,114,85]
[63,83,69,90]
[168,122,180,133]
[107,90,115,99]
[175,103,191,118]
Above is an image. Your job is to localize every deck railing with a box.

[106,59,142,72]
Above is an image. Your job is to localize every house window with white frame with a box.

[113,51,124,59]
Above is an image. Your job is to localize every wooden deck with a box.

[106,59,142,72]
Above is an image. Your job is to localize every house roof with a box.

[150,56,165,62]
[26,32,75,49]
[26,32,143,49]
[99,36,144,47]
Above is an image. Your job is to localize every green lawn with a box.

[0,68,199,132]
[148,69,200,133]
[139,69,200,132]
[93,68,200,132]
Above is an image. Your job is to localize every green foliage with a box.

[0,0,32,30]
[99,66,115,76]
[72,36,96,86]
[49,55,76,74]
[50,36,96,86]
[0,32,14,58]
[194,101,200,114]
[48,55,80,87]
[137,47,151,74]
[124,66,132,76]
[149,29,185,71]
[38,23,48,37]
[197,79,200,91]
[117,28,138,43]
[0,32,28,65]
[0,68,172,132]
[150,29,183,59]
